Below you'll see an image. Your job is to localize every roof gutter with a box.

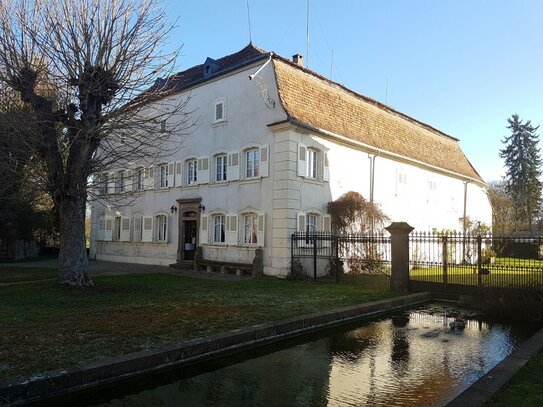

[270,118,486,188]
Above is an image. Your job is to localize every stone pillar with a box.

[385,222,414,291]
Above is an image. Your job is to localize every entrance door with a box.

[183,220,197,260]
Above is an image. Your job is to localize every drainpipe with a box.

[368,153,377,234]
[462,181,469,262]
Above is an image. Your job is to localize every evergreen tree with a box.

[499,114,542,231]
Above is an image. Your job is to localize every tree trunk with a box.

[58,196,93,287]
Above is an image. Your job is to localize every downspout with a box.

[462,181,469,262]
[368,153,378,233]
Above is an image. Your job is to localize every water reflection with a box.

[91,304,536,407]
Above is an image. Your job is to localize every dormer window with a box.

[203,57,221,77]
[213,99,226,123]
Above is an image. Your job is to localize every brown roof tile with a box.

[272,58,483,182]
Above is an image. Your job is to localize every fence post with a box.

[442,236,448,293]
[477,235,482,287]
[313,233,318,282]
[334,235,340,284]
[385,222,414,291]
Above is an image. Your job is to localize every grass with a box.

[410,257,543,288]
[0,268,398,382]
[485,351,543,406]
[0,267,57,283]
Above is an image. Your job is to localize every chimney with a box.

[292,54,304,67]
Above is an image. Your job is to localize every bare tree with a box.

[0,0,193,286]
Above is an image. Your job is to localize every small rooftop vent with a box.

[292,54,304,67]
[203,57,221,77]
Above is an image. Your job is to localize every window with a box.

[114,216,121,241]
[215,154,227,182]
[398,173,407,184]
[156,215,167,242]
[118,171,125,192]
[134,168,143,191]
[213,215,226,243]
[187,159,198,185]
[306,214,318,233]
[133,215,143,242]
[307,149,318,179]
[99,174,108,195]
[159,164,169,188]
[245,148,260,178]
[214,100,225,123]
[244,213,258,244]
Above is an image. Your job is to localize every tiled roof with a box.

[162,44,482,182]
[272,57,483,182]
[164,44,268,92]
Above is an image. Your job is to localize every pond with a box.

[80,303,538,407]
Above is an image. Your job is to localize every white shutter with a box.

[227,151,239,181]
[298,143,307,177]
[322,214,331,247]
[142,217,153,242]
[323,151,330,182]
[154,165,161,189]
[199,215,209,245]
[104,216,113,241]
[120,217,131,241]
[175,161,183,187]
[260,145,269,177]
[226,214,238,245]
[144,166,154,190]
[297,212,306,232]
[257,212,265,246]
[198,157,209,184]
[167,162,174,187]
[323,215,331,232]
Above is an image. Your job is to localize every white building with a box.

[90,44,491,276]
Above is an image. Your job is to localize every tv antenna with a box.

[246,0,252,44]
[306,0,310,68]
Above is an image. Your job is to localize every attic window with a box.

[213,99,226,123]
[203,57,221,77]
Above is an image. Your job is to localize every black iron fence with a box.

[409,232,543,292]
[291,232,391,284]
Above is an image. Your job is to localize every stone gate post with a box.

[385,222,414,291]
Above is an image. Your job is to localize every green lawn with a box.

[410,258,543,288]
[0,267,57,283]
[0,269,398,382]
[485,351,543,407]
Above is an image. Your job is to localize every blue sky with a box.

[167,1,543,182]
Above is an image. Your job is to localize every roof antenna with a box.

[246,0,252,44]
[385,77,389,104]
[306,0,310,68]
[329,49,334,80]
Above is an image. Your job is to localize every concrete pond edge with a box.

[0,292,432,406]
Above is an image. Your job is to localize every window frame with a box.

[306,149,318,179]
[155,214,167,242]
[215,154,227,182]
[213,214,226,244]
[186,159,198,185]
[213,99,226,123]
[243,213,258,245]
[159,164,169,188]
[245,148,260,179]
[134,168,144,191]
[306,213,318,233]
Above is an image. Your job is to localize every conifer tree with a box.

[499,114,542,231]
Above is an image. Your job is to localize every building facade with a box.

[90,44,491,276]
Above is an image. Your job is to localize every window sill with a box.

[239,178,261,185]
[302,178,324,185]
[183,184,199,190]
[210,181,229,188]
[212,120,227,127]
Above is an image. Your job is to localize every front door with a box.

[183,220,197,260]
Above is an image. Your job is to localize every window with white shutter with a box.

[298,143,307,177]
[226,214,238,245]
[260,145,269,177]
[104,217,113,241]
[120,217,131,241]
[197,157,209,184]
[227,151,239,181]
[142,217,153,242]
[199,215,209,245]
[323,152,330,182]
[174,161,183,187]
